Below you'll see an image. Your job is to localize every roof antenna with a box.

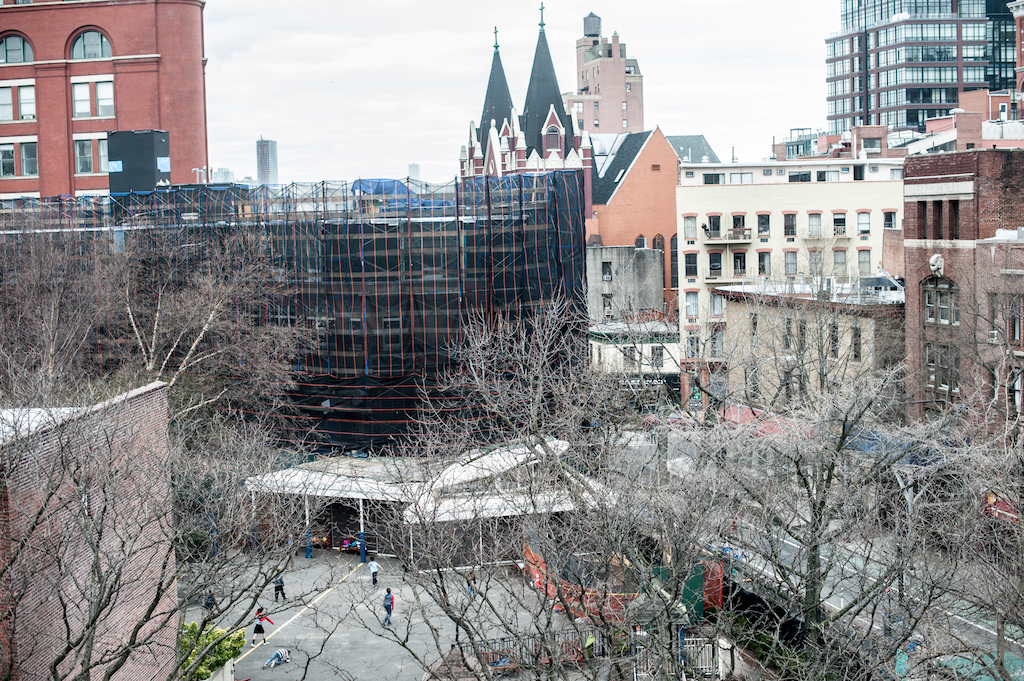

[494,26,499,51]
[539,2,545,31]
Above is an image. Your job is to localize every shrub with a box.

[179,621,245,680]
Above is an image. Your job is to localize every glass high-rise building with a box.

[827,0,1016,135]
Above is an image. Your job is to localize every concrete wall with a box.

[586,244,664,322]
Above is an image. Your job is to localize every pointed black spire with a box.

[477,35,514,159]
[521,23,573,157]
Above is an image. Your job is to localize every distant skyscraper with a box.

[256,137,278,185]
[210,167,235,183]
[826,0,1016,135]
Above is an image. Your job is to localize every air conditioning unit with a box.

[602,274,612,281]
[989,330,1000,343]
[20,114,35,120]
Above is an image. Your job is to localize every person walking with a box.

[273,572,286,602]
[466,570,476,600]
[251,607,273,647]
[262,648,290,669]
[383,587,393,626]
[202,592,216,614]
[367,557,381,587]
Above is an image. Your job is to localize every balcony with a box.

[703,266,745,283]
[704,227,752,243]
[805,228,851,241]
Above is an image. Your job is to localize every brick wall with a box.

[0,382,175,681]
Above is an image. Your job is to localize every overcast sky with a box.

[203,1,840,184]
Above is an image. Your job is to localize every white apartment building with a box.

[675,157,905,409]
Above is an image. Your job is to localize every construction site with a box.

[0,170,587,450]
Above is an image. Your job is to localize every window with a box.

[788,171,811,182]
[852,327,862,362]
[862,138,881,150]
[890,168,903,180]
[684,253,697,277]
[816,170,839,182]
[651,346,664,368]
[593,120,599,128]
[71,31,112,60]
[0,88,10,121]
[652,234,664,253]
[809,250,822,276]
[98,138,107,172]
[758,252,771,276]
[732,215,745,230]
[757,214,770,236]
[710,327,723,357]
[670,235,678,287]
[0,144,13,176]
[858,212,871,234]
[733,252,746,276]
[622,119,627,129]
[834,250,846,275]
[708,252,721,276]
[925,343,958,390]
[949,200,959,239]
[707,215,721,237]
[574,102,583,113]
[602,294,613,318]
[17,85,34,120]
[763,168,773,176]
[635,235,646,249]
[626,83,631,92]
[858,249,871,275]
[730,172,753,184]
[784,214,796,237]
[95,81,114,117]
[75,140,93,174]
[72,83,91,118]
[703,173,725,185]
[545,127,560,151]
[710,293,723,317]
[783,318,793,349]
[750,313,759,339]
[829,322,839,358]
[594,102,599,110]
[20,141,36,176]
[601,261,612,281]
[624,346,636,369]
[834,213,847,236]
[884,211,896,229]
[808,213,822,237]
[685,292,699,318]
[686,334,700,359]
[684,216,696,239]
[798,320,807,352]
[622,101,627,110]
[922,277,959,326]
[785,251,797,276]
[0,35,33,64]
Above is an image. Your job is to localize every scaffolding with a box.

[0,171,587,450]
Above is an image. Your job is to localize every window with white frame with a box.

[785,251,797,275]
[75,140,93,174]
[858,212,871,234]
[710,293,723,316]
[98,138,108,172]
[685,291,699,318]
[758,252,771,276]
[729,172,753,184]
[834,249,846,275]
[72,83,91,118]
[20,141,36,176]
[0,35,33,64]
[95,81,114,117]
[858,250,871,275]
[833,213,847,236]
[0,88,11,121]
[684,216,696,239]
[808,213,822,237]
[18,85,34,120]
[809,250,822,276]
[651,345,664,368]
[710,327,724,356]
[922,277,959,326]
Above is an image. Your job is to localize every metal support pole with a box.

[305,495,312,559]
[359,498,367,563]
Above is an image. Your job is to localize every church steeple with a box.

[521,9,572,157]
[478,29,515,162]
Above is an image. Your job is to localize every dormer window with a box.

[545,127,560,152]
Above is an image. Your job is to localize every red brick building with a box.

[0,382,176,680]
[0,0,208,200]
[903,149,1024,420]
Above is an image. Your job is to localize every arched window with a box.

[544,127,560,152]
[652,235,664,253]
[635,235,646,249]
[71,31,111,60]
[0,35,33,64]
